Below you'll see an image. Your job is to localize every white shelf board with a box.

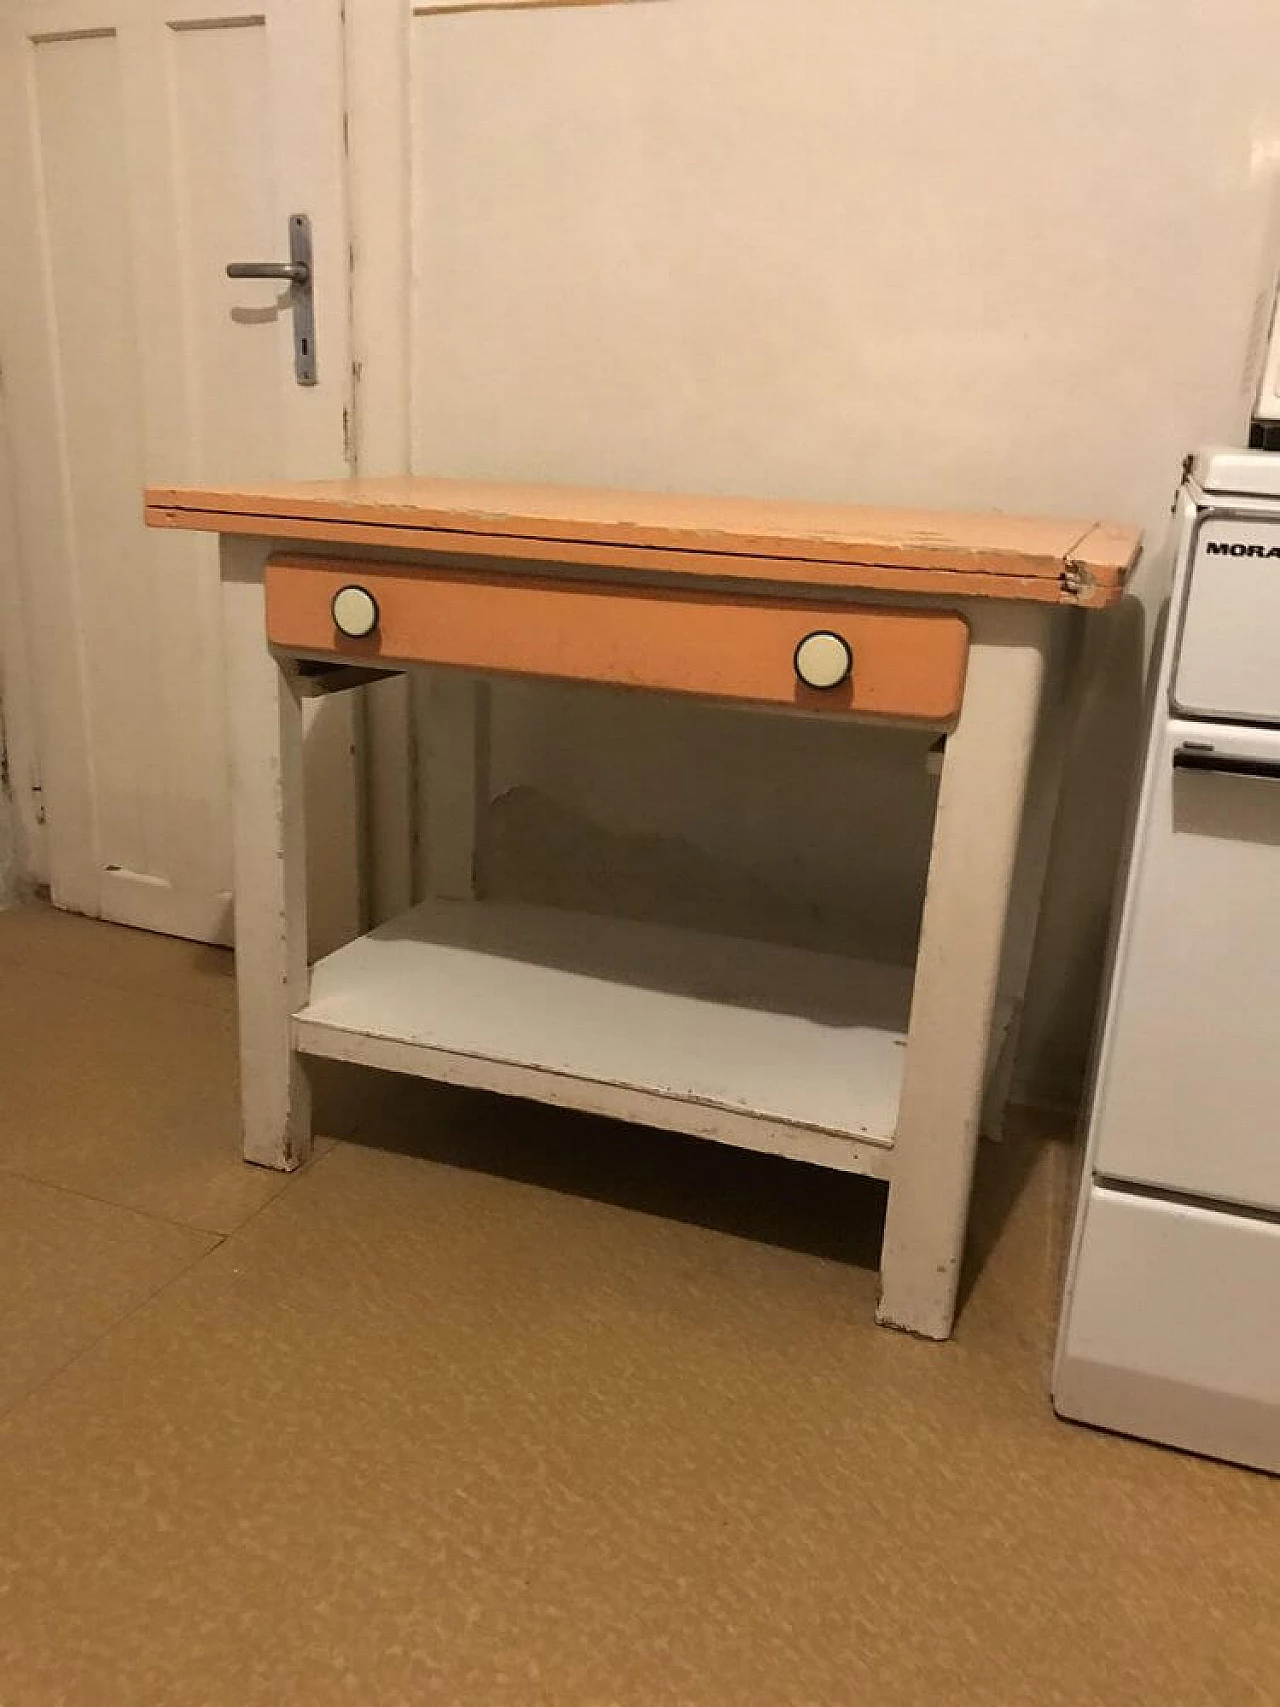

[294,898,913,1176]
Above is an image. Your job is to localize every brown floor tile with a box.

[0,964,285,1234]
[0,902,234,1011]
[0,1175,216,1416]
[0,1088,1274,1707]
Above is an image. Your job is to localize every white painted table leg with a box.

[878,601,1057,1339]
[979,610,1083,1138]
[417,673,491,900]
[221,535,312,1170]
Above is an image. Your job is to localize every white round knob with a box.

[331,584,379,639]
[794,630,852,690]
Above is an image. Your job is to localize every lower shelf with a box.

[294,897,914,1177]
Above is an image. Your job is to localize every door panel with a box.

[1091,720,1280,1214]
[0,0,358,945]
[1174,516,1280,724]
[168,17,288,481]
[32,30,159,891]
[1056,1186,1280,1475]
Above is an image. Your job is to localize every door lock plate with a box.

[226,213,317,385]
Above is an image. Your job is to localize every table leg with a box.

[878,601,1057,1339]
[417,673,491,900]
[221,535,312,1170]
[979,609,1083,1139]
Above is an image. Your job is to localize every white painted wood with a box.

[418,676,491,900]
[362,676,416,923]
[373,7,498,910]
[220,533,311,1169]
[1054,1185,1280,1476]
[978,1000,1021,1146]
[0,19,135,919]
[993,618,1080,1006]
[302,692,367,959]
[345,0,411,475]
[297,893,913,1149]
[208,486,1079,1297]
[0,0,359,944]
[0,417,46,888]
[979,611,1081,1138]
[297,1020,894,1183]
[878,601,1055,1339]
[344,0,415,925]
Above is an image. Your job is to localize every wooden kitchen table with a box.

[145,478,1139,1339]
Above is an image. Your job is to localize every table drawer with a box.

[265,555,969,723]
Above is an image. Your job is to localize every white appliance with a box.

[1054,447,1280,1475]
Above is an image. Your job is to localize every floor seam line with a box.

[201,1140,345,1246]
[0,1162,250,1241]
[0,1233,226,1425]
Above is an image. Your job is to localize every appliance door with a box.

[1174,513,1280,723]
[1054,1186,1280,1475]
[1089,718,1280,1213]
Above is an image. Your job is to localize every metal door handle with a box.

[224,213,316,385]
[226,260,310,285]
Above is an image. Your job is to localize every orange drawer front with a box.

[265,555,969,723]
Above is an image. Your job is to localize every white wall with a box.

[0,0,1271,1085]
[412,0,1280,514]
[403,0,1280,1101]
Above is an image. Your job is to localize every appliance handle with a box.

[1174,740,1280,781]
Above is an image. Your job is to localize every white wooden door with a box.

[0,0,356,944]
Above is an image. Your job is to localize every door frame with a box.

[344,0,416,924]
[0,417,46,896]
[345,0,487,923]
